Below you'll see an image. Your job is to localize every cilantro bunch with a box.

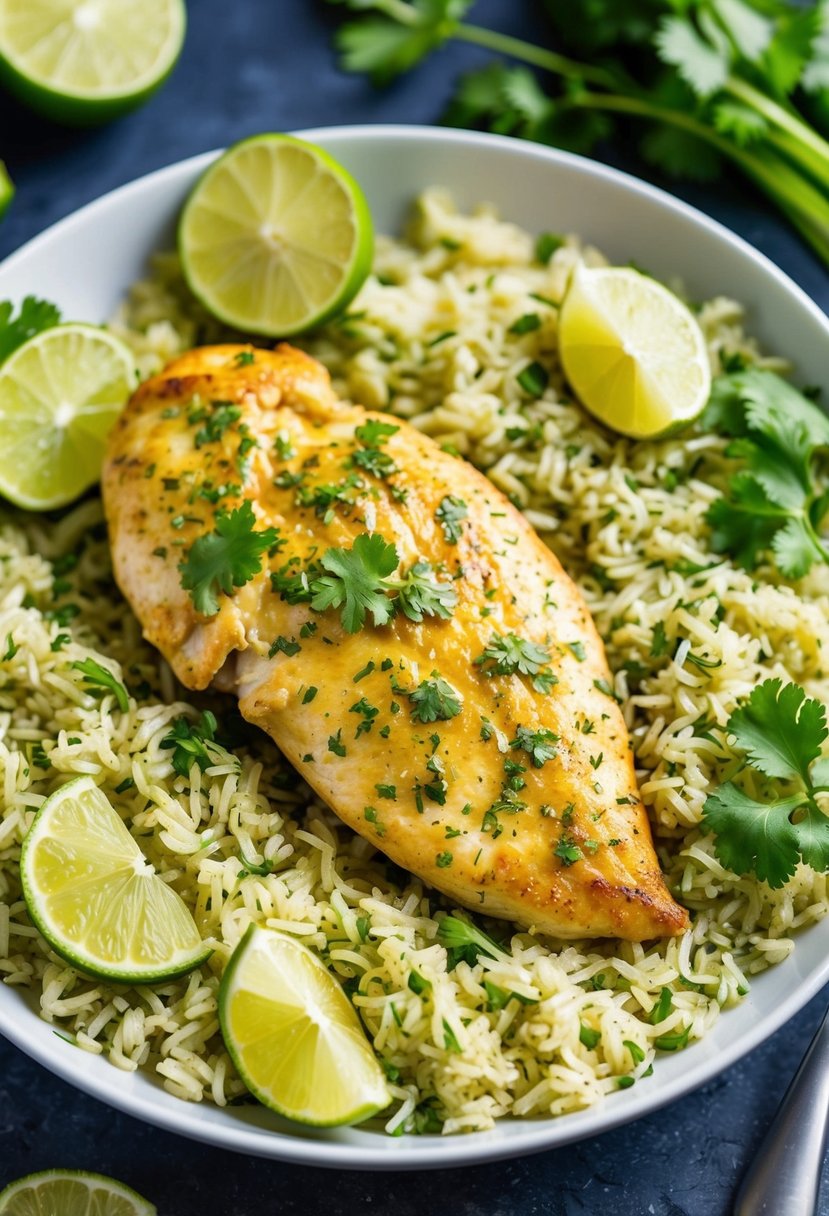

[703,367,829,578]
[328,0,829,265]
[703,679,829,888]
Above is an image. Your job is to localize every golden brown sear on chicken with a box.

[102,344,688,941]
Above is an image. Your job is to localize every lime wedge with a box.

[20,776,210,983]
[0,161,13,220]
[0,1170,156,1216]
[0,0,186,124]
[179,134,374,337]
[558,265,711,439]
[219,924,392,1126]
[0,323,136,510]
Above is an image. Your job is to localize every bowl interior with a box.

[0,125,827,1170]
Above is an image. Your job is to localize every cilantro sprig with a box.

[703,368,829,578]
[274,534,458,633]
[702,679,829,888]
[179,500,279,616]
[311,532,399,633]
[328,1,829,266]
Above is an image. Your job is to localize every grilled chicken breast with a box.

[102,343,688,941]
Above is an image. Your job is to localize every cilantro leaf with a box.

[179,500,279,616]
[393,560,457,622]
[409,673,463,722]
[71,657,129,712]
[728,678,827,783]
[310,532,398,633]
[333,0,471,85]
[509,725,559,767]
[703,783,803,888]
[0,296,62,364]
[655,16,730,97]
[703,369,829,578]
[703,679,829,888]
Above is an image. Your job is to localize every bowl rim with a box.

[1,123,828,1171]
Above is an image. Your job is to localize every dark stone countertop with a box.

[1,3,827,1213]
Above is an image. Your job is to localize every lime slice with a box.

[0,323,136,510]
[0,161,13,220]
[179,134,374,337]
[219,924,392,1126]
[558,265,711,439]
[0,1170,156,1216]
[0,0,186,125]
[20,776,210,983]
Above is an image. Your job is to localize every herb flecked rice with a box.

[1,189,828,1135]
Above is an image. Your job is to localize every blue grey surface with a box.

[1,2,828,1213]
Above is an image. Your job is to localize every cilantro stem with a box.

[724,77,829,190]
[454,23,615,90]
[575,92,829,266]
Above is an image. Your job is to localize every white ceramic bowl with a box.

[0,126,827,1170]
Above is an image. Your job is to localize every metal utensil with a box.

[734,1003,829,1215]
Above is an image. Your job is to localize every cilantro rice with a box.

[1,190,828,1135]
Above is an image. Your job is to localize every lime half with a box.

[0,1170,156,1215]
[0,161,13,220]
[219,924,392,1126]
[0,0,186,125]
[179,134,374,337]
[558,265,711,439]
[20,776,210,983]
[0,323,136,510]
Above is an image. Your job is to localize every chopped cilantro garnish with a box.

[516,360,549,397]
[554,833,584,866]
[409,674,463,723]
[435,850,453,868]
[375,783,397,799]
[476,632,555,693]
[508,312,542,335]
[567,640,587,662]
[435,495,468,544]
[160,710,226,778]
[268,635,301,658]
[579,1023,601,1049]
[436,914,502,968]
[535,233,564,264]
[2,633,17,661]
[194,401,242,448]
[71,658,129,712]
[328,730,347,757]
[234,350,255,366]
[509,725,559,767]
